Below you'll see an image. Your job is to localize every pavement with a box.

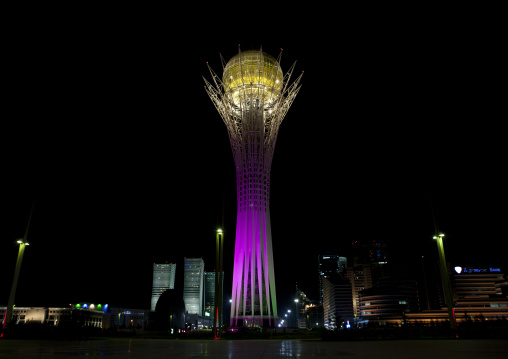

[0,338,507,358]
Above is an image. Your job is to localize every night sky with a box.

[2,15,505,314]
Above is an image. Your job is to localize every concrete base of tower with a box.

[231,316,278,328]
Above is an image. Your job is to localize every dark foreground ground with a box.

[0,339,507,358]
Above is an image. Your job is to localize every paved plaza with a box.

[0,339,507,358]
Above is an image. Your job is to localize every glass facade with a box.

[345,264,373,317]
[204,271,224,323]
[151,263,176,311]
[318,255,348,303]
[204,272,216,318]
[322,276,354,330]
[183,258,204,315]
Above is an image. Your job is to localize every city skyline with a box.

[2,27,505,314]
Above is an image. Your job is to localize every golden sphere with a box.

[223,50,283,109]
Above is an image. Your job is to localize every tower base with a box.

[231,316,278,328]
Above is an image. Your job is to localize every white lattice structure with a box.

[204,48,302,327]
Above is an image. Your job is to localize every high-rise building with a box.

[183,258,204,315]
[295,287,312,329]
[205,48,302,327]
[151,263,176,311]
[318,255,348,303]
[322,276,354,330]
[351,239,388,266]
[305,303,324,329]
[345,264,373,317]
[204,271,224,320]
[203,272,215,319]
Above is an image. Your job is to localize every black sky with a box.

[1,14,505,313]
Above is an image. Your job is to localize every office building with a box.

[452,265,508,314]
[305,303,324,329]
[106,306,150,330]
[345,264,373,317]
[295,287,312,328]
[151,263,176,311]
[358,277,420,325]
[183,258,204,315]
[322,276,354,330]
[318,255,348,303]
[204,271,224,322]
[0,304,107,328]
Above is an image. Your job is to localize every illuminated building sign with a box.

[74,303,108,312]
[454,266,501,274]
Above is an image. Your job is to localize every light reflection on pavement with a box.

[0,339,506,358]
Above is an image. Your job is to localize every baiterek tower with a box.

[204,47,302,327]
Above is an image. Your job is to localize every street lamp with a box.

[433,233,456,331]
[294,299,299,328]
[2,204,34,337]
[3,239,30,333]
[214,228,224,339]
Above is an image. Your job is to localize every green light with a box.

[75,304,81,308]
[97,304,102,309]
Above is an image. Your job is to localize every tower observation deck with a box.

[204,48,302,327]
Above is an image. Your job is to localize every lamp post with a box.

[294,299,299,328]
[2,239,29,332]
[2,205,33,336]
[433,233,456,330]
[214,228,224,339]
